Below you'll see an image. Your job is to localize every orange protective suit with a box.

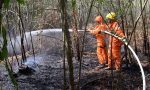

[90,24,108,65]
[108,22,125,71]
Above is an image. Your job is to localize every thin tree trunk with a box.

[140,0,145,54]
[60,0,74,90]
[0,0,4,25]
[78,0,95,89]
[128,0,148,44]
[18,4,27,63]
[129,1,137,53]
[71,0,81,63]
[6,12,20,66]
[63,35,66,90]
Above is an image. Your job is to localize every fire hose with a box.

[31,29,146,89]
[101,30,146,90]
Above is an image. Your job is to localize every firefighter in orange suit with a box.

[105,12,125,71]
[88,16,108,68]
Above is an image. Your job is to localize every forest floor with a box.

[0,32,150,90]
[0,51,150,90]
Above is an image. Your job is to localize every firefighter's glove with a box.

[98,30,105,34]
[122,37,129,45]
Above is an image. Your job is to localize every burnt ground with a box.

[0,52,150,90]
[0,33,150,90]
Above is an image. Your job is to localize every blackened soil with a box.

[0,53,149,90]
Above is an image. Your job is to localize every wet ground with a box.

[0,52,150,90]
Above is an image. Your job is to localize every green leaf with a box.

[71,0,76,8]
[0,27,8,60]
[97,0,104,4]
[16,0,25,4]
[3,0,10,8]
[5,61,18,90]
[0,48,8,60]
[0,27,18,89]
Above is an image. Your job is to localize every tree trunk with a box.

[60,0,74,90]
[0,0,4,25]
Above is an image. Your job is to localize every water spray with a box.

[4,29,146,89]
